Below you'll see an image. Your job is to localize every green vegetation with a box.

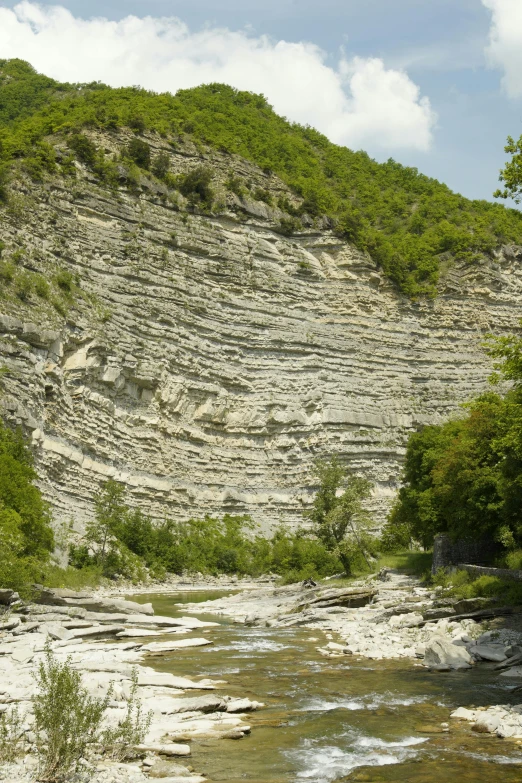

[69,478,344,583]
[0,705,24,763]
[32,644,150,781]
[495,134,522,204]
[383,325,522,572]
[0,59,521,297]
[309,457,377,576]
[0,419,55,592]
[430,568,522,606]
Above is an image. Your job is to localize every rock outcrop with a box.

[1,130,522,530]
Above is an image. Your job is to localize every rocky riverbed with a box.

[182,570,522,740]
[2,572,522,782]
[0,587,262,783]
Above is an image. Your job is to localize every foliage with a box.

[384,326,522,552]
[309,456,375,575]
[70,479,344,582]
[127,137,151,169]
[102,668,152,760]
[430,568,522,605]
[1,59,520,296]
[0,705,25,762]
[177,165,214,208]
[32,644,111,782]
[68,133,97,167]
[495,135,522,204]
[151,151,170,179]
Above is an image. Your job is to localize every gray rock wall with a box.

[1,135,522,532]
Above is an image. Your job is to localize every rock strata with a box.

[1,133,522,529]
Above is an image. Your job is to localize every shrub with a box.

[14,271,32,301]
[0,705,25,762]
[68,133,97,167]
[178,165,214,208]
[151,151,170,179]
[53,269,74,293]
[276,217,301,236]
[127,137,151,169]
[32,644,111,782]
[102,668,152,760]
[0,260,15,283]
[34,275,50,299]
[128,114,146,133]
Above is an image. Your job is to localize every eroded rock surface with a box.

[1,132,521,529]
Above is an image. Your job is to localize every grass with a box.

[430,568,522,605]
[375,550,433,576]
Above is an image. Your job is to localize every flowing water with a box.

[131,591,522,783]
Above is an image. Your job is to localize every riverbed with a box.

[130,591,522,783]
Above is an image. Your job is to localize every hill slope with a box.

[1,58,521,298]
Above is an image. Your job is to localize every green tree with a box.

[494,135,522,203]
[86,479,126,565]
[127,137,151,169]
[309,456,374,575]
[384,326,522,552]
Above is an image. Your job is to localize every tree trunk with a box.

[339,552,352,577]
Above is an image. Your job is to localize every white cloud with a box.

[483,0,522,98]
[0,1,437,153]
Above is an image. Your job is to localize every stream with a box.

[131,591,522,783]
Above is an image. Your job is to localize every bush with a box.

[0,705,25,762]
[127,137,151,169]
[14,271,32,301]
[32,644,111,782]
[0,260,15,283]
[68,133,97,167]
[178,166,214,208]
[151,151,170,179]
[34,275,50,299]
[102,669,151,760]
[54,269,74,293]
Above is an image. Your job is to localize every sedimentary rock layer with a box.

[1,134,521,530]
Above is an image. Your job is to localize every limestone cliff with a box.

[1,130,521,531]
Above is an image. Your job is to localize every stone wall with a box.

[1,130,522,532]
[432,535,499,573]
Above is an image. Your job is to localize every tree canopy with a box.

[383,328,522,551]
[1,59,521,298]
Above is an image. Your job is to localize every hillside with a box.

[1,59,521,298]
[0,59,521,530]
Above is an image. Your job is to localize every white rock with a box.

[424,637,472,670]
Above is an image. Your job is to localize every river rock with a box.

[147,760,198,778]
[135,743,191,757]
[71,625,126,638]
[389,612,423,628]
[142,638,213,653]
[473,713,500,733]
[137,673,216,690]
[424,636,472,669]
[39,622,75,641]
[451,707,477,721]
[0,589,18,605]
[499,666,522,677]
[472,644,507,662]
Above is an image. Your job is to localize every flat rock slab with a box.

[500,667,522,677]
[135,743,191,756]
[473,644,507,662]
[71,625,126,638]
[137,673,216,690]
[143,638,213,653]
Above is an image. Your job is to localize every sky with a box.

[0,0,521,204]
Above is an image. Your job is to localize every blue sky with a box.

[1,0,521,205]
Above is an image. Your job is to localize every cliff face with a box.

[1,131,521,531]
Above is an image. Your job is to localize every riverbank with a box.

[0,587,263,783]
[2,572,522,782]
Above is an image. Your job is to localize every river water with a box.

[131,591,522,783]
